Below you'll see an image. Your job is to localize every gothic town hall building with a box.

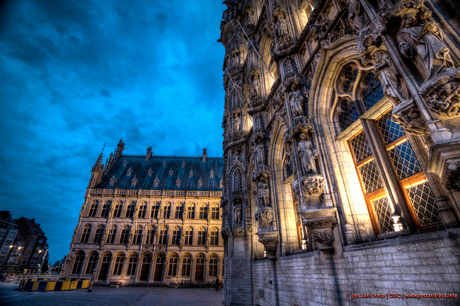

[62,141,224,286]
[219,0,460,305]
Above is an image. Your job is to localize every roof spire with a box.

[202,148,207,163]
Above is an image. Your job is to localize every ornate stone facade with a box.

[62,141,224,286]
[219,1,460,305]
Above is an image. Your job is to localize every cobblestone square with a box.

[0,283,223,306]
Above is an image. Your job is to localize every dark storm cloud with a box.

[0,0,227,262]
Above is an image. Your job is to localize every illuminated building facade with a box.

[63,141,224,286]
[219,0,460,305]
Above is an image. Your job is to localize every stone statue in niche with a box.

[276,13,290,45]
[251,75,260,97]
[372,49,410,103]
[348,0,367,31]
[255,143,265,165]
[396,12,455,82]
[288,84,305,117]
[257,181,270,207]
[234,202,242,224]
[233,113,241,132]
[231,51,239,67]
[298,133,319,174]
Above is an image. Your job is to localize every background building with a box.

[0,211,18,268]
[62,141,224,286]
[0,213,48,273]
[219,0,460,305]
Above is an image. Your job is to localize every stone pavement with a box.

[0,282,223,306]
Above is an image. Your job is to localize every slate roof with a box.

[95,155,224,191]
[16,217,44,234]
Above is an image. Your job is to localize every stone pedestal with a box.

[300,207,337,254]
[256,231,279,258]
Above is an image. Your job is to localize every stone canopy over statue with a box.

[396,11,455,82]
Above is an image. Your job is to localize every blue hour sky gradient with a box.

[0,0,227,263]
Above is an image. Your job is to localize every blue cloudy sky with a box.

[0,0,227,263]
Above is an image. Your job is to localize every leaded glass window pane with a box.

[405,181,440,226]
[376,112,405,145]
[387,141,422,180]
[362,73,384,110]
[350,132,372,163]
[371,196,393,234]
[338,98,359,131]
[359,160,384,194]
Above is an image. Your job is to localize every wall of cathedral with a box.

[252,229,460,306]
[219,0,460,305]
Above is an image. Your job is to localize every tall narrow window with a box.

[133,226,142,244]
[182,254,191,277]
[138,203,146,218]
[88,201,98,217]
[184,227,193,245]
[199,205,207,219]
[168,254,178,277]
[100,201,111,218]
[197,228,206,246]
[127,254,138,275]
[107,226,117,244]
[146,227,155,245]
[187,204,195,219]
[163,203,171,219]
[113,202,122,218]
[211,205,219,220]
[171,227,180,245]
[71,251,85,274]
[175,203,184,219]
[126,203,135,218]
[158,227,168,245]
[209,254,218,277]
[80,225,91,243]
[120,226,130,244]
[210,228,218,246]
[151,202,160,218]
[85,252,98,274]
[93,225,105,244]
[113,254,125,275]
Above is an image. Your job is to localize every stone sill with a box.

[344,228,460,253]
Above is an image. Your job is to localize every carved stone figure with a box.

[251,75,260,97]
[233,114,241,132]
[298,133,319,174]
[257,181,270,207]
[373,50,410,102]
[289,84,305,117]
[255,143,265,165]
[348,0,367,31]
[234,203,242,224]
[276,15,290,45]
[397,12,454,81]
